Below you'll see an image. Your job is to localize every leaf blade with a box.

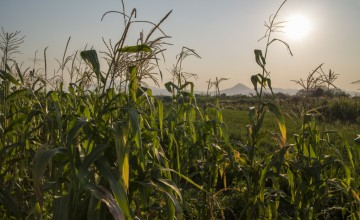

[119,44,152,53]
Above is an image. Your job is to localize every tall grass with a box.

[0,1,359,219]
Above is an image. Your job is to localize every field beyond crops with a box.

[220,106,360,143]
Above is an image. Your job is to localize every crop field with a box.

[1,0,360,219]
[220,107,360,143]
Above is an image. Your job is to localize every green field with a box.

[221,108,360,144]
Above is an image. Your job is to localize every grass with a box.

[222,108,360,145]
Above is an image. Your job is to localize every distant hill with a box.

[346,90,360,96]
[271,87,299,96]
[219,83,253,96]
[220,83,299,96]
[150,87,171,96]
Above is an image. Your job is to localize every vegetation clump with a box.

[0,1,359,219]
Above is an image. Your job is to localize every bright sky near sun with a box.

[1,0,360,92]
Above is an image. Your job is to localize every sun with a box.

[284,15,312,41]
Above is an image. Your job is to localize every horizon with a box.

[1,0,360,92]
[150,82,360,97]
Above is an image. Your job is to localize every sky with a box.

[1,0,360,92]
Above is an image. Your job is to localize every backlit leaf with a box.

[165,81,179,94]
[251,75,259,95]
[80,50,105,84]
[254,49,266,67]
[267,102,287,145]
[119,44,152,53]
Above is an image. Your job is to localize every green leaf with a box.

[304,143,316,158]
[80,50,105,84]
[164,82,179,95]
[15,62,24,84]
[123,106,145,171]
[267,102,287,144]
[155,178,183,202]
[156,100,164,138]
[32,147,67,208]
[0,187,20,218]
[259,161,271,202]
[123,107,141,147]
[86,183,125,220]
[153,179,183,219]
[344,142,355,169]
[343,164,351,186]
[0,70,19,85]
[96,160,131,219]
[119,44,152,53]
[163,190,182,219]
[49,91,62,131]
[220,122,230,145]
[180,81,194,93]
[113,123,130,191]
[82,144,109,171]
[53,195,70,220]
[128,65,138,103]
[6,88,31,100]
[86,195,102,220]
[67,117,88,146]
[161,168,206,193]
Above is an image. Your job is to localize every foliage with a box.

[0,1,359,219]
[322,98,360,123]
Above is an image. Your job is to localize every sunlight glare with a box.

[284,15,312,41]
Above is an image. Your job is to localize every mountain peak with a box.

[220,83,254,96]
[220,83,299,96]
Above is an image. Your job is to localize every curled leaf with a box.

[86,183,125,220]
[254,49,266,67]
[32,147,67,209]
[80,50,105,84]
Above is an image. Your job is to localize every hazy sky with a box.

[1,0,360,91]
